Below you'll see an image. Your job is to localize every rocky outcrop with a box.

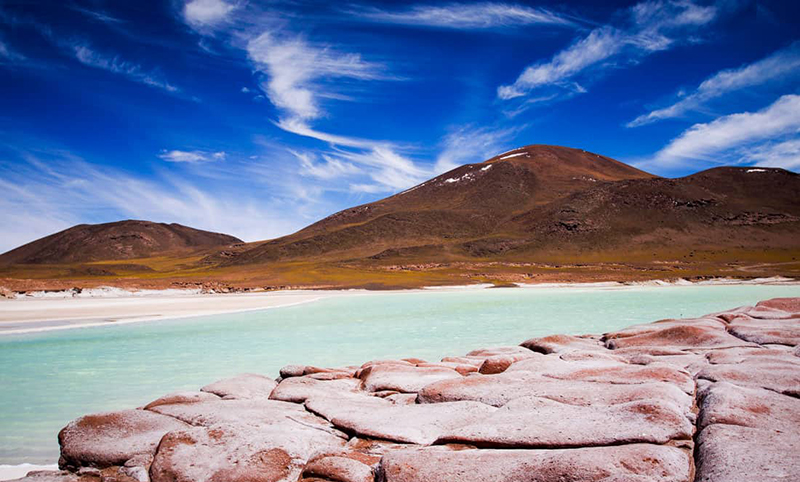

[12,297,800,482]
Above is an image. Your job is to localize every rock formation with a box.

[11,297,800,482]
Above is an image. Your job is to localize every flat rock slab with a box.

[359,365,462,393]
[506,354,695,393]
[270,376,362,403]
[143,391,220,410]
[301,455,374,482]
[417,371,692,413]
[200,373,278,399]
[520,334,605,354]
[305,394,495,445]
[726,314,800,346]
[695,424,800,482]
[697,356,800,396]
[698,381,800,431]
[605,321,753,350]
[377,444,692,482]
[437,396,693,448]
[58,409,188,470]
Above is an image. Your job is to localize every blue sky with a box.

[0,0,798,252]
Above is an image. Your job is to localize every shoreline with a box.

[0,276,796,337]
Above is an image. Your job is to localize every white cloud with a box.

[247,32,387,121]
[291,150,360,179]
[648,94,800,168]
[183,0,235,28]
[72,44,180,93]
[498,0,717,103]
[629,42,800,126]
[435,125,521,172]
[159,150,226,163]
[745,139,800,171]
[352,2,575,29]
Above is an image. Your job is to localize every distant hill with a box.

[1,145,798,289]
[0,220,242,265]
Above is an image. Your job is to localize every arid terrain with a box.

[2,145,799,292]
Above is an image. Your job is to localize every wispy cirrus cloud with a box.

[498,0,716,105]
[746,139,800,171]
[159,150,227,163]
[642,94,800,170]
[434,124,522,173]
[71,44,181,93]
[628,41,800,127]
[246,32,389,122]
[349,2,576,30]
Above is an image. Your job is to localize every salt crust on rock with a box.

[437,396,693,448]
[417,371,692,413]
[143,390,220,409]
[270,376,362,403]
[695,424,800,482]
[377,444,692,482]
[58,409,188,470]
[506,352,695,393]
[358,364,462,393]
[200,372,278,399]
[697,381,800,430]
[305,393,495,445]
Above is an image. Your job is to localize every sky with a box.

[0,0,798,252]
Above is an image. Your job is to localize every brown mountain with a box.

[1,145,798,290]
[0,220,242,265]
[220,145,657,264]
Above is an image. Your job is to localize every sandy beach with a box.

[0,290,340,336]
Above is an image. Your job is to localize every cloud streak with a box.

[159,150,227,163]
[498,0,716,103]
[350,2,575,30]
[72,44,181,93]
[647,94,800,168]
[628,41,800,127]
[183,0,235,29]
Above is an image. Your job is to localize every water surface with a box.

[0,284,797,464]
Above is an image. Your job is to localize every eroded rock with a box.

[377,444,692,482]
[200,373,278,399]
[58,410,188,471]
[359,364,462,393]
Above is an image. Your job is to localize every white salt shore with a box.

[0,464,58,481]
[0,277,795,336]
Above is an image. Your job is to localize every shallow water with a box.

[0,284,797,464]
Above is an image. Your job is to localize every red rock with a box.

[305,394,495,445]
[697,381,800,431]
[417,371,692,414]
[270,376,361,403]
[143,391,220,410]
[520,334,604,354]
[697,355,800,396]
[756,297,800,313]
[695,424,800,482]
[359,364,462,393]
[302,455,374,482]
[725,314,800,346]
[506,353,695,393]
[377,444,692,482]
[200,373,277,399]
[58,409,188,470]
[149,427,303,482]
[4,472,88,482]
[605,322,753,350]
[477,353,532,374]
[465,346,533,357]
[437,396,692,448]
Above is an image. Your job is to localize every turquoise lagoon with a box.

[1,284,798,464]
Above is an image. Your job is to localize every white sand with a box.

[0,290,341,335]
[0,464,59,480]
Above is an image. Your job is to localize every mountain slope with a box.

[222,145,656,264]
[0,220,242,265]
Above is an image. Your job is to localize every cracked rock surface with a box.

[12,297,800,482]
